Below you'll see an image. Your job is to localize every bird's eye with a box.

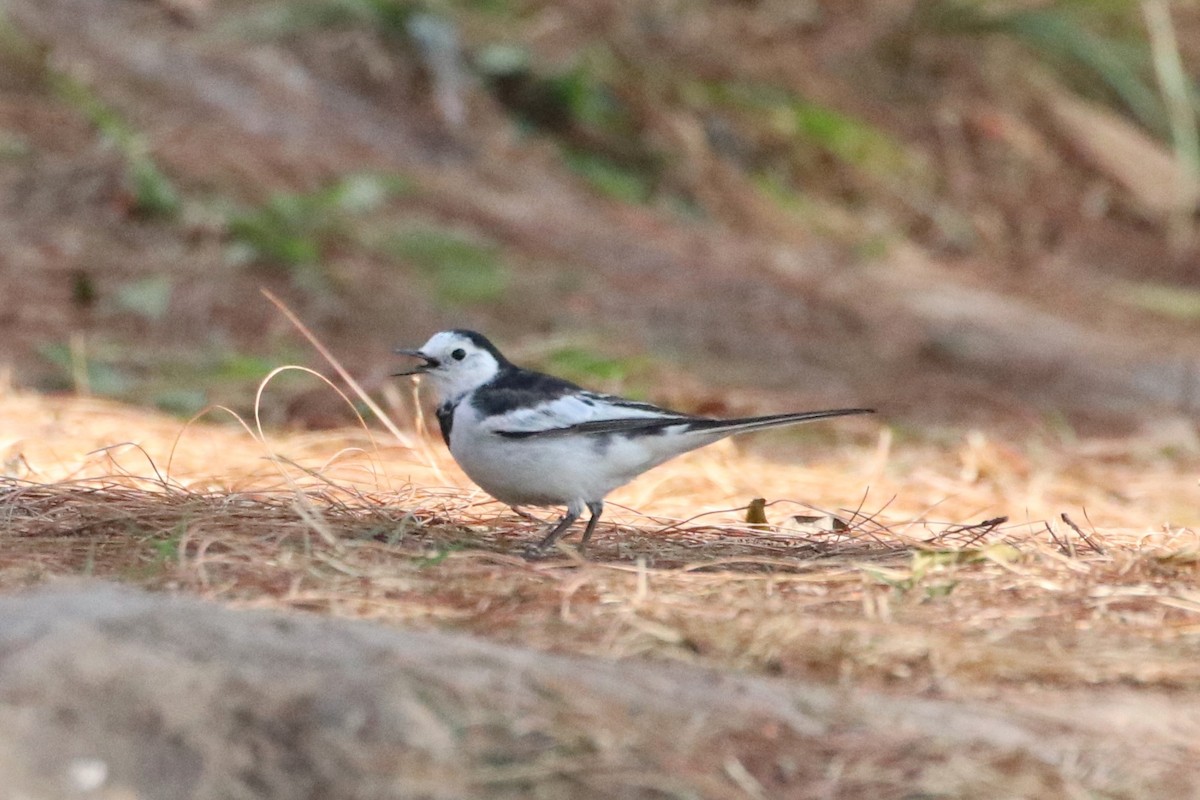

[451,348,467,361]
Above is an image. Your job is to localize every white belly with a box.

[449,428,659,506]
[447,405,708,506]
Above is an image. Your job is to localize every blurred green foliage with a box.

[1,10,179,216]
[38,340,306,417]
[383,226,509,306]
[0,131,30,160]
[1115,282,1200,321]
[227,194,326,269]
[238,0,421,39]
[917,0,1166,136]
[38,342,134,397]
[126,159,182,219]
[226,173,410,289]
[539,345,653,397]
[50,75,181,218]
[113,276,174,322]
[71,271,98,310]
[0,9,47,83]
[559,148,654,204]
[544,62,634,136]
[451,0,511,16]
[476,45,633,133]
[793,101,913,176]
[476,44,661,203]
[706,82,919,180]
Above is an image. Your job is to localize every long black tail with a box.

[681,408,875,436]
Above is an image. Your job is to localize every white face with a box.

[397,330,503,403]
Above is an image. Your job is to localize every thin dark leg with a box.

[578,501,604,552]
[524,506,580,557]
[510,505,541,522]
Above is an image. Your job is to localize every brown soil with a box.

[1,391,1198,796]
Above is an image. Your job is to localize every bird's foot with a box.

[521,542,552,560]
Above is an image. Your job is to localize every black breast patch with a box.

[435,401,456,446]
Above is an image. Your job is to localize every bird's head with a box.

[393,329,509,402]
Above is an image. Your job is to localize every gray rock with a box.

[0,583,1194,799]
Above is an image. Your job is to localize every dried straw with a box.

[2,384,1198,690]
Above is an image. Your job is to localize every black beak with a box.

[392,348,440,377]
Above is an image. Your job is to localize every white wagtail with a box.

[395,330,873,556]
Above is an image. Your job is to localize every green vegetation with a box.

[154,351,308,416]
[384,225,509,305]
[865,544,1020,599]
[70,271,99,310]
[793,100,914,176]
[38,339,306,417]
[236,0,422,40]
[476,44,661,203]
[226,173,410,289]
[125,158,182,219]
[449,0,512,17]
[114,522,189,582]
[50,75,181,218]
[149,524,185,562]
[541,345,643,385]
[227,193,328,276]
[415,543,464,567]
[0,131,29,160]
[703,81,920,181]
[113,276,174,322]
[535,345,657,399]
[1115,281,1200,321]
[0,8,47,82]
[0,13,184,239]
[476,45,634,134]
[542,60,635,136]
[38,341,134,398]
[917,0,1167,136]
[560,148,654,203]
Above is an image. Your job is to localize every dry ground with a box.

[1,382,1199,795]
[3,384,1198,691]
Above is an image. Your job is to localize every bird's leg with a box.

[509,505,541,522]
[578,501,604,553]
[524,503,581,558]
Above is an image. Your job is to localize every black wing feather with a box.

[496,415,697,439]
[470,369,584,417]
[496,408,873,440]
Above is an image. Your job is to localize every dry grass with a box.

[2,383,1198,694]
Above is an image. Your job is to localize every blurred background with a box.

[2,0,1200,436]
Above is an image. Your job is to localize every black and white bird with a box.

[394,330,873,556]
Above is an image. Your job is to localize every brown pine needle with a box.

[260,288,415,449]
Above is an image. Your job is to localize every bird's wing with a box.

[496,407,875,440]
[485,391,692,438]
[495,415,699,439]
